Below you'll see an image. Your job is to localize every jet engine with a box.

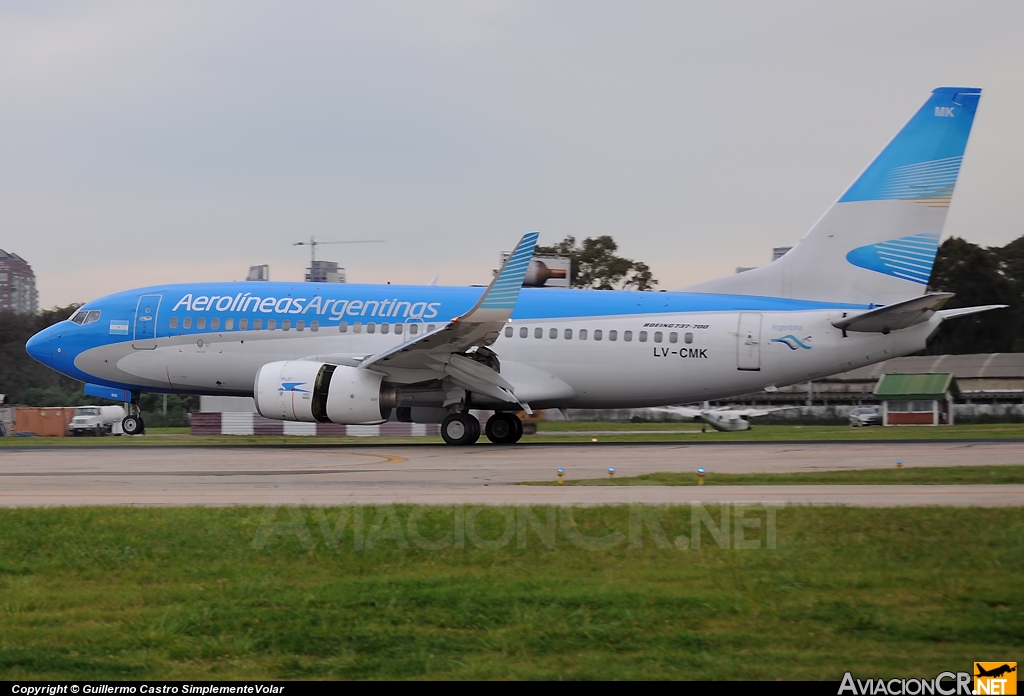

[253,360,397,424]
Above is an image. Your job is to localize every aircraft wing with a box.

[357,232,539,408]
[729,406,799,418]
[651,406,705,418]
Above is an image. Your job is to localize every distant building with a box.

[772,246,792,261]
[247,265,270,281]
[0,249,38,314]
[307,260,345,284]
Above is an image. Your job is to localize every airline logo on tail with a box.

[845,232,940,285]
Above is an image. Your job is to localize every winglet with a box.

[462,231,539,323]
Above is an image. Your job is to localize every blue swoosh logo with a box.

[279,382,310,392]
[770,335,812,350]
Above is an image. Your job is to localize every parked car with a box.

[68,405,126,436]
[849,407,882,427]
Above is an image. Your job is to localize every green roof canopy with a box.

[873,372,959,400]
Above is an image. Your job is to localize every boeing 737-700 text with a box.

[26,87,1004,444]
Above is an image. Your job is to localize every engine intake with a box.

[253,361,397,424]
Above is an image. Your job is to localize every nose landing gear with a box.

[122,393,145,435]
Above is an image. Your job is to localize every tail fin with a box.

[684,87,982,305]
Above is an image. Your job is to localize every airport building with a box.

[306,260,345,283]
[0,249,39,314]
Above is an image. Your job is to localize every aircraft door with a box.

[737,312,761,371]
[133,294,162,349]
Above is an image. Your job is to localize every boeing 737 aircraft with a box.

[26,87,1004,445]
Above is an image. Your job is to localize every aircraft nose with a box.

[25,328,54,364]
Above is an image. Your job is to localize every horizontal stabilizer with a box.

[937,304,1009,320]
[832,293,954,333]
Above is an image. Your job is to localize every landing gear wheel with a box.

[122,415,144,436]
[441,413,481,446]
[485,413,523,444]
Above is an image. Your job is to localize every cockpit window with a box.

[70,309,101,325]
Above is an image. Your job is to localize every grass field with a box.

[1,505,1021,679]
[2,422,1024,447]
[527,465,1024,487]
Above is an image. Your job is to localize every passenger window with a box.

[594,329,603,340]
[366,323,375,334]
[197,317,206,329]
[609,330,617,341]
[409,324,418,335]
[225,318,234,330]
[240,319,248,330]
[534,327,543,339]
[380,323,389,335]
[624,330,632,342]
[282,320,290,331]
[353,322,362,333]
[427,324,436,332]
[564,328,572,340]
[169,317,178,329]
[685,332,693,344]
[339,321,347,333]
[549,328,557,339]
[183,317,192,329]
[268,319,276,330]
[669,332,678,343]
[254,319,262,330]
[639,331,647,342]
[654,331,663,343]
[505,326,513,337]
[311,321,319,332]
[296,320,304,332]
[520,327,528,338]
[394,324,402,335]
[211,318,220,330]
[579,329,587,340]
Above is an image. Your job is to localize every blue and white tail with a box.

[684,87,982,306]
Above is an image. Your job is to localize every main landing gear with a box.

[440,412,524,446]
[484,412,523,444]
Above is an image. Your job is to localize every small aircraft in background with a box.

[655,403,799,432]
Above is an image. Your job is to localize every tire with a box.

[122,415,142,436]
[485,413,523,444]
[94,425,101,437]
[441,413,481,446]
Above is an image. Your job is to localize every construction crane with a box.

[293,237,384,283]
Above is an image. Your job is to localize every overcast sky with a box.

[3,1,1023,308]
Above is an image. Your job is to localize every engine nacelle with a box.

[253,360,396,425]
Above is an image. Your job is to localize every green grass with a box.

[3,422,1024,447]
[0,506,1021,679]
[526,465,1024,486]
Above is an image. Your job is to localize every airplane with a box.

[975,664,1017,679]
[653,404,798,432]
[26,87,1007,446]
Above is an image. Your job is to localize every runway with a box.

[1,441,1022,507]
